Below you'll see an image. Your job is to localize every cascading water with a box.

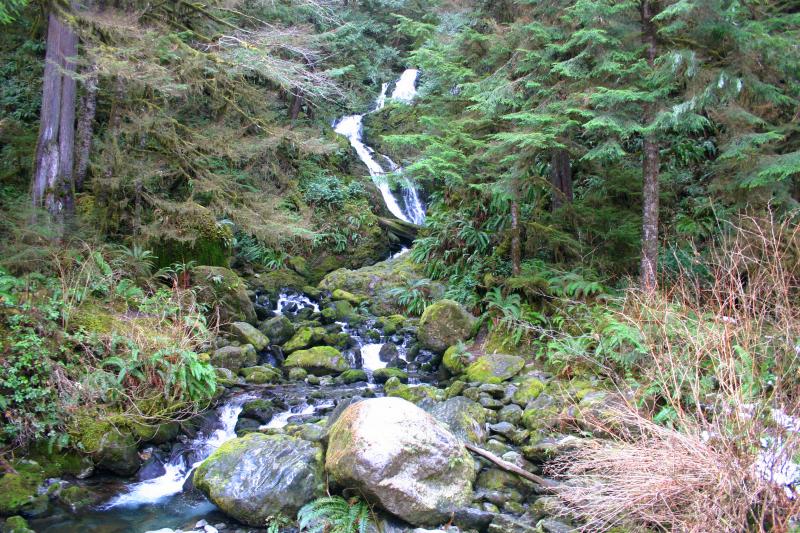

[334,69,426,226]
[103,395,252,508]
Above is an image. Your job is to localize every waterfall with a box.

[333,69,425,226]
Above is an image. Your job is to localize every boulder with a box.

[229,322,269,351]
[284,346,350,375]
[332,289,366,306]
[379,343,399,362]
[69,418,141,476]
[194,433,324,526]
[259,315,295,345]
[442,345,468,375]
[512,377,546,405]
[384,378,443,404]
[282,326,326,353]
[0,461,44,516]
[429,397,487,445]
[239,364,281,384]
[211,345,257,373]
[372,367,408,384]
[325,397,476,527]
[338,369,368,384]
[191,266,256,324]
[240,399,274,424]
[465,354,525,384]
[417,300,475,353]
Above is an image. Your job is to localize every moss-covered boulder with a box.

[284,346,349,375]
[3,516,34,533]
[240,399,274,424]
[338,369,368,384]
[331,289,366,306]
[512,377,546,405]
[251,269,307,298]
[429,397,488,445]
[259,315,295,346]
[383,377,443,404]
[465,354,525,384]
[229,322,269,351]
[372,367,408,384]
[282,326,326,353]
[0,461,44,516]
[149,204,232,269]
[69,417,141,476]
[194,433,325,526]
[443,345,469,375]
[57,485,100,512]
[240,364,281,384]
[376,314,406,335]
[319,255,445,316]
[27,444,94,479]
[130,420,180,445]
[417,300,476,353]
[192,266,256,324]
[325,397,476,527]
[211,345,257,373]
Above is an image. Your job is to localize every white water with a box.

[334,69,425,226]
[104,397,251,508]
[361,343,388,373]
[275,292,319,314]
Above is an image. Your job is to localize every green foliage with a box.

[297,496,372,533]
[300,172,365,209]
[388,278,432,316]
[235,233,288,270]
[0,0,28,25]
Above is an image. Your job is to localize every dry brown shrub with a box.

[547,211,800,532]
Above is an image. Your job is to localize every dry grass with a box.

[547,211,800,532]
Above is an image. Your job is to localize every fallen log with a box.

[378,216,419,243]
[465,442,558,491]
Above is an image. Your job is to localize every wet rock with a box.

[57,485,100,512]
[478,395,504,410]
[211,345,257,373]
[234,417,261,435]
[477,383,506,398]
[260,315,295,346]
[0,461,45,516]
[465,354,524,384]
[229,322,269,351]
[452,507,495,531]
[282,326,327,353]
[241,399,274,424]
[284,346,350,375]
[429,396,487,445]
[379,342,400,362]
[372,367,408,384]
[3,516,34,533]
[338,369,368,384]
[537,518,573,533]
[521,434,590,462]
[487,514,538,533]
[239,364,281,384]
[445,380,467,399]
[384,378,443,404]
[498,404,523,426]
[387,357,408,370]
[69,418,141,476]
[417,300,476,353]
[443,345,468,375]
[511,377,545,406]
[521,393,560,432]
[326,397,476,527]
[376,315,406,335]
[192,266,256,324]
[195,433,324,526]
[137,455,167,481]
[487,421,517,439]
[476,468,535,500]
[288,367,308,381]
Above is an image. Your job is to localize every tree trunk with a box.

[74,62,98,192]
[289,93,303,120]
[640,0,660,292]
[510,176,522,276]
[549,149,573,210]
[32,11,78,227]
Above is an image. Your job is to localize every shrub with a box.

[297,496,372,533]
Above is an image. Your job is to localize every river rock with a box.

[372,367,408,383]
[211,345,257,373]
[379,342,399,362]
[428,396,487,444]
[70,418,141,476]
[259,315,295,345]
[240,399,274,424]
[191,266,256,324]
[194,433,324,526]
[465,354,524,384]
[239,364,281,384]
[417,300,475,353]
[229,322,269,351]
[284,346,350,375]
[0,461,45,516]
[326,397,476,527]
[282,326,327,353]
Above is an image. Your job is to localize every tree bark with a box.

[640,0,660,292]
[32,11,78,227]
[549,149,573,211]
[74,62,98,192]
[510,176,522,276]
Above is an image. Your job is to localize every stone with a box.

[384,378,442,404]
[239,364,281,384]
[512,377,546,405]
[521,393,560,432]
[379,343,400,362]
[445,380,467,399]
[194,433,324,526]
[288,367,308,381]
[259,315,295,346]
[4,516,34,533]
[211,345,257,373]
[192,266,255,324]
[339,369,368,384]
[442,345,468,375]
[69,418,141,476]
[417,300,476,353]
[284,346,350,375]
[326,397,476,527]
[428,396,487,445]
[377,315,406,335]
[372,367,408,384]
[229,322,269,351]
[332,288,366,306]
[498,404,523,426]
[488,514,538,533]
[240,399,274,424]
[0,461,44,516]
[282,327,327,353]
[465,354,525,384]
[57,485,99,512]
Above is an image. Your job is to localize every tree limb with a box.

[464,442,559,491]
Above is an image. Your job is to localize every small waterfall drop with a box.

[334,69,425,226]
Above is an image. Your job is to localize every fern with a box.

[297,496,372,533]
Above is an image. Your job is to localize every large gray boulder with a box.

[326,397,476,527]
[429,396,487,445]
[194,433,324,526]
[417,299,475,353]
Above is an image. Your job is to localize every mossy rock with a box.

[376,314,406,335]
[192,266,256,324]
[372,367,408,384]
[149,204,232,269]
[429,396,487,444]
[27,444,94,479]
[512,377,546,405]
[284,346,349,376]
[443,345,469,375]
[240,365,281,384]
[417,299,476,353]
[229,322,269,351]
[288,367,308,381]
[68,416,141,476]
[331,289,366,306]
[331,300,357,322]
[240,400,274,424]
[259,315,295,346]
[282,326,326,353]
[130,421,180,445]
[323,332,351,350]
[0,461,44,516]
[57,485,99,512]
[211,345,257,373]
[214,367,239,386]
[338,369,368,384]
[252,269,307,298]
[465,354,525,384]
[383,377,442,404]
[483,326,530,356]
[3,516,34,533]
